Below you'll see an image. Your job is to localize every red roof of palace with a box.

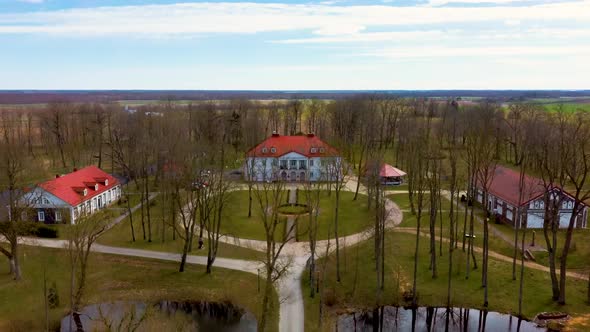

[478,166,549,207]
[38,166,119,206]
[380,164,407,177]
[246,134,339,158]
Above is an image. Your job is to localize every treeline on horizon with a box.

[1,90,590,104]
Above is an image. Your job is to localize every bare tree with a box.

[66,213,108,332]
[252,177,295,331]
[0,111,34,281]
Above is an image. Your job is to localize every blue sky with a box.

[1,0,589,90]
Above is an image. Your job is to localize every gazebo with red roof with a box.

[379,163,407,185]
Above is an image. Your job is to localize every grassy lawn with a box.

[98,196,267,261]
[387,193,452,212]
[397,208,519,259]
[220,190,373,242]
[296,190,373,241]
[302,231,590,331]
[392,192,590,275]
[543,103,590,113]
[0,246,278,331]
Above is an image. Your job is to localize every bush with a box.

[323,287,336,307]
[36,225,58,238]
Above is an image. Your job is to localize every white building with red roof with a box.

[474,165,587,229]
[244,133,341,182]
[20,166,121,224]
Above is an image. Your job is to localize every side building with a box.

[17,166,121,224]
[244,133,342,182]
[474,165,588,229]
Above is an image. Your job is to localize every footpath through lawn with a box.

[302,230,590,332]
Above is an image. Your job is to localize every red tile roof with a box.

[380,164,407,177]
[479,166,547,207]
[38,166,119,206]
[246,134,339,158]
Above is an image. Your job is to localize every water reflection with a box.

[60,300,257,332]
[337,306,544,332]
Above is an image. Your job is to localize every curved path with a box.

[11,179,587,332]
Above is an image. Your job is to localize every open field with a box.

[302,230,590,331]
[219,190,373,242]
[97,195,267,261]
[0,246,278,331]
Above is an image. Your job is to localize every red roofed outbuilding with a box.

[21,166,122,224]
[245,133,341,182]
[474,166,588,229]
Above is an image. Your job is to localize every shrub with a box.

[323,287,336,307]
[36,225,58,238]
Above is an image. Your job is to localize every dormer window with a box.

[94,184,98,191]
[310,148,317,154]
[83,189,88,196]
[271,147,277,153]
[262,147,268,154]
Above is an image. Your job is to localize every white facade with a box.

[244,152,342,182]
[475,189,588,229]
[22,184,121,224]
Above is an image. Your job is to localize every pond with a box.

[337,306,545,332]
[60,300,257,332]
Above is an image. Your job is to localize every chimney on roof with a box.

[272,131,279,137]
[55,174,60,179]
[73,167,78,172]
[307,133,315,138]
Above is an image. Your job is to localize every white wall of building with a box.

[245,154,342,182]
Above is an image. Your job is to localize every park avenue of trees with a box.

[1,96,590,331]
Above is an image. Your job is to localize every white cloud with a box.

[17,0,44,3]
[427,0,561,5]
[364,45,590,58]
[0,1,589,36]
[277,30,447,43]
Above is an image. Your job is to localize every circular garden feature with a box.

[277,203,310,216]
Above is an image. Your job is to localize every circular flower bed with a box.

[277,203,310,216]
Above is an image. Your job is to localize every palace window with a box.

[310,159,314,167]
[290,160,297,169]
[299,160,307,170]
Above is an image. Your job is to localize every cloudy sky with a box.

[0,0,589,90]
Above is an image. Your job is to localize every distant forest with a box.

[1,90,589,104]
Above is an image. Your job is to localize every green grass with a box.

[98,196,267,261]
[220,190,373,242]
[296,190,373,241]
[219,190,288,242]
[302,230,590,331]
[0,246,278,331]
[543,103,590,113]
[387,192,452,211]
